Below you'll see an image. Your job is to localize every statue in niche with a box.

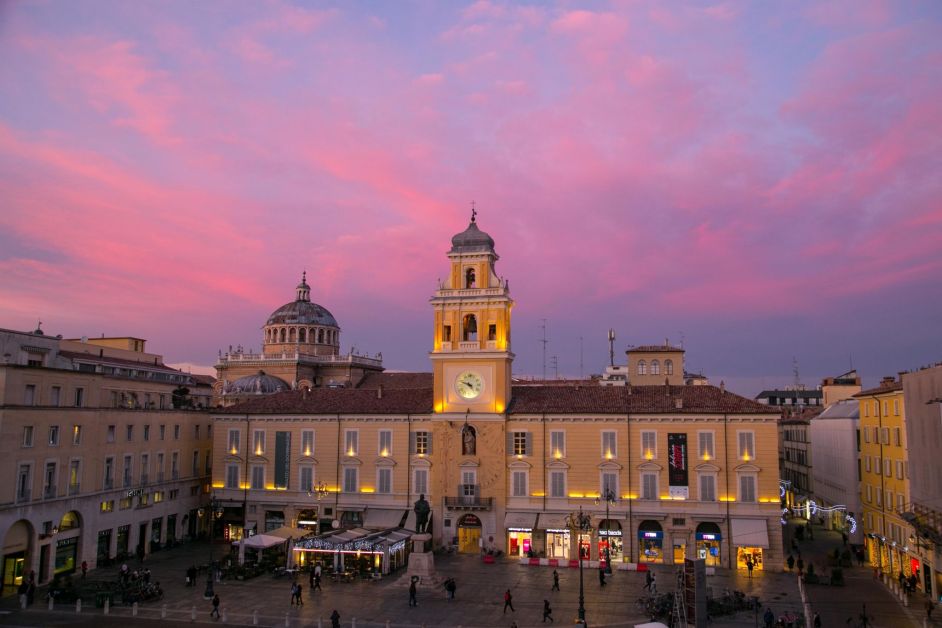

[462,424,476,456]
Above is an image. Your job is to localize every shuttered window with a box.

[550,431,565,457]
[226,464,239,488]
[550,471,566,497]
[641,473,657,499]
[641,431,656,459]
[698,431,714,459]
[300,467,313,492]
[512,471,528,497]
[413,469,428,495]
[601,431,616,458]
[411,431,432,455]
[739,475,756,502]
[343,467,358,493]
[344,430,358,455]
[737,431,755,459]
[378,468,392,494]
[699,474,716,502]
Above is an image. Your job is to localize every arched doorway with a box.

[638,520,664,563]
[695,522,722,566]
[2,520,33,596]
[54,511,82,576]
[457,514,482,554]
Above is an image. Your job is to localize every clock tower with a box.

[430,213,514,414]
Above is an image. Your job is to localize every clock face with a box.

[455,370,484,399]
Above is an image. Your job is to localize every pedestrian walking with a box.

[552,569,560,591]
[290,582,298,606]
[210,593,220,619]
[643,570,653,592]
[650,571,657,595]
[17,582,27,609]
[315,563,322,578]
[926,598,935,621]
[813,611,821,628]
[309,568,315,589]
[841,532,848,546]
[786,554,795,571]
[446,577,456,599]
[543,599,554,623]
[313,572,322,591]
[296,584,304,607]
[81,560,88,579]
[331,609,341,628]
[25,574,35,606]
[764,607,775,628]
[797,557,804,575]
[504,588,515,613]
[598,567,606,587]
[409,576,419,607]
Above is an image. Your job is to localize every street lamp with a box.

[308,481,329,501]
[566,506,592,625]
[203,495,221,600]
[595,489,617,574]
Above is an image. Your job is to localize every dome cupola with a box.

[450,211,495,254]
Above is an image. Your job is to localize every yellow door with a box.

[673,544,686,563]
[458,526,480,553]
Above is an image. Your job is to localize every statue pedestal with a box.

[404,533,441,587]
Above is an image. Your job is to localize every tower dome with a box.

[228,370,290,395]
[450,217,495,254]
[263,273,341,353]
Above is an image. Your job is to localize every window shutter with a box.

[427,433,433,455]
[525,432,533,456]
[409,432,416,455]
[507,432,514,455]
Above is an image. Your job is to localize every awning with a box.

[404,510,416,532]
[232,534,286,550]
[537,513,569,530]
[730,518,769,549]
[364,508,407,529]
[504,512,538,529]
[266,526,314,541]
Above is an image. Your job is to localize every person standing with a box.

[81,561,88,579]
[290,582,298,606]
[796,557,804,576]
[17,581,27,609]
[25,572,35,606]
[598,567,606,587]
[504,588,515,613]
[649,571,657,595]
[764,607,775,628]
[746,557,754,578]
[309,568,315,589]
[446,577,456,599]
[313,571,322,591]
[813,611,822,628]
[409,576,418,607]
[330,609,341,628]
[643,570,653,592]
[552,569,560,591]
[295,583,304,607]
[210,593,220,619]
[926,598,935,622]
[543,599,554,623]
[315,563,322,579]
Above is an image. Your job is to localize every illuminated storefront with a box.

[578,533,592,559]
[545,529,570,559]
[508,529,533,556]
[597,520,623,565]
[731,518,769,571]
[695,523,722,567]
[638,521,664,563]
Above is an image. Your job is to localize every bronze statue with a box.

[413,494,431,533]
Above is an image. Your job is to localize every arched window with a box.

[465,267,476,288]
[289,328,296,343]
[665,359,673,375]
[279,328,286,343]
[299,328,306,343]
[317,329,324,344]
[463,314,478,341]
[651,360,660,375]
[638,360,647,375]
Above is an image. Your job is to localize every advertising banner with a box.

[668,433,688,499]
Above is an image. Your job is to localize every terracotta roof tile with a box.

[355,372,433,389]
[220,387,433,415]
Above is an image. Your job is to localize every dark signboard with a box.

[275,431,291,489]
[668,433,688,487]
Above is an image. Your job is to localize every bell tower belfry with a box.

[430,212,514,414]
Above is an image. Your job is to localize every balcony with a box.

[103,478,114,490]
[68,483,80,496]
[43,485,57,500]
[15,489,31,504]
[171,470,179,480]
[444,485,493,510]
[140,474,149,486]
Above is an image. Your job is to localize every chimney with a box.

[881,376,896,387]
[720,380,726,393]
[377,384,384,399]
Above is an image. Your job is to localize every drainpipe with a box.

[335,414,341,526]
[724,413,732,569]
[626,385,633,563]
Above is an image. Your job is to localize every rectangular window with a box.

[100,500,114,513]
[195,424,200,440]
[550,471,566,497]
[865,484,872,503]
[377,468,392,494]
[17,464,31,500]
[48,425,59,446]
[865,456,871,473]
[343,467,358,493]
[699,474,716,502]
[898,494,905,512]
[893,399,899,415]
[171,452,179,478]
[462,470,476,496]
[863,403,869,418]
[22,425,34,447]
[74,388,84,407]
[106,425,116,443]
[875,457,882,475]
[876,490,882,506]
[300,466,313,492]
[24,384,36,405]
[140,454,149,482]
[123,455,133,487]
[550,431,565,457]
[883,401,888,417]
[512,470,528,497]
[488,324,497,341]
[192,450,199,475]
[43,462,56,496]
[344,430,358,456]
[301,431,314,456]
[698,431,715,459]
[251,465,264,489]
[894,427,901,447]
[601,431,616,458]
[103,457,114,488]
[863,427,870,443]
[641,431,656,459]
[601,472,617,497]
[226,464,239,488]
[51,386,61,406]
[738,431,755,460]
[159,425,165,440]
[126,425,133,441]
[174,425,180,440]
[413,431,429,455]
[413,469,428,495]
[884,458,892,477]
[228,429,240,454]
[252,430,265,455]
[512,432,527,456]
[379,430,392,456]
[143,425,150,441]
[641,472,657,499]
[205,449,212,474]
[896,460,904,480]
[442,325,451,342]
[739,475,756,502]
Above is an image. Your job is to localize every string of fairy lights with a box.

[779,480,857,534]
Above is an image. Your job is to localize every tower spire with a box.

[296,271,310,302]
[470,200,477,223]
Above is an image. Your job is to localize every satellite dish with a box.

[331,520,340,529]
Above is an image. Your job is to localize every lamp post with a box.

[595,489,616,574]
[203,495,220,600]
[567,506,592,625]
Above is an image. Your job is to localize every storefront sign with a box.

[641,531,663,539]
[598,529,622,536]
[668,433,688,499]
[696,532,720,541]
[507,527,532,532]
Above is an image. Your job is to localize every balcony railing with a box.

[103,478,114,490]
[68,483,80,496]
[444,485,492,510]
[157,472,165,482]
[140,475,149,486]
[43,485,57,499]
[15,489,31,503]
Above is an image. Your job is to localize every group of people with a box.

[898,569,920,594]
[15,570,36,609]
[763,608,820,628]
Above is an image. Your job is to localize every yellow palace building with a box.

[210,216,783,572]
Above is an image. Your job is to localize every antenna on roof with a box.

[792,357,801,389]
[579,336,584,379]
[551,355,559,380]
[540,319,549,380]
[608,328,615,367]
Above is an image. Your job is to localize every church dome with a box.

[229,370,290,394]
[450,219,495,253]
[265,271,339,327]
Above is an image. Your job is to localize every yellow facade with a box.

[857,379,914,577]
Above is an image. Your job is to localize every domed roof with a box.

[450,219,495,253]
[266,300,339,327]
[229,370,290,395]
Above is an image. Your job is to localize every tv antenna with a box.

[607,328,616,367]
[540,319,549,380]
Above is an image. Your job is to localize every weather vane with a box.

[471,201,477,223]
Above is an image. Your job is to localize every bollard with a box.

[132,602,138,616]
[285,611,290,627]
[48,596,54,611]
[386,621,391,628]
[162,603,168,618]
[76,598,82,614]
[191,605,197,621]
[104,598,110,615]
[352,618,356,628]
[253,609,259,625]
[222,608,228,623]
[317,618,322,628]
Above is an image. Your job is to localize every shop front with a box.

[505,512,538,557]
[116,525,130,556]
[538,513,571,560]
[731,518,769,571]
[54,536,78,575]
[597,520,623,567]
[1,520,31,596]
[695,522,722,567]
[638,520,665,563]
[457,514,482,554]
[97,529,112,562]
[293,526,411,576]
[578,533,591,559]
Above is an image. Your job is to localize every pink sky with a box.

[1,1,940,395]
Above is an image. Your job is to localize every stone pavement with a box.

[0,529,921,628]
